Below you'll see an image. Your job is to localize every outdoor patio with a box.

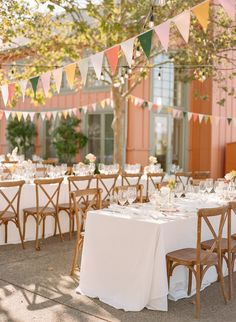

[1,235,236,322]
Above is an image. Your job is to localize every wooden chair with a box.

[175,171,192,187]
[121,172,143,186]
[70,188,102,275]
[23,177,63,250]
[42,158,58,166]
[166,206,228,318]
[146,172,165,201]
[193,171,210,180]
[58,175,93,239]
[96,173,119,207]
[0,180,25,248]
[114,184,144,203]
[35,167,47,178]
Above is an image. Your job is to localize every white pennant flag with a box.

[72,108,77,116]
[52,68,63,93]
[4,110,11,120]
[41,71,51,97]
[52,111,58,119]
[40,112,46,121]
[172,109,179,118]
[172,10,191,43]
[90,52,104,80]
[148,102,153,110]
[29,112,35,122]
[22,112,28,121]
[92,103,97,112]
[20,80,28,102]
[120,37,135,68]
[1,85,9,106]
[198,114,204,123]
[188,112,192,121]
[83,106,88,114]
[77,58,89,85]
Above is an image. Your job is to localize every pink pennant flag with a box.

[20,80,28,102]
[172,10,191,43]
[8,83,15,102]
[120,37,135,67]
[77,58,89,85]
[52,68,63,93]
[0,111,3,120]
[46,112,52,120]
[106,45,120,74]
[41,71,51,97]
[90,52,104,80]
[1,85,8,106]
[217,0,235,20]
[187,112,192,121]
[193,113,198,122]
[154,20,170,52]
[29,112,35,122]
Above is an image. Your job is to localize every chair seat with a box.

[166,248,218,265]
[0,211,16,220]
[23,207,55,215]
[201,238,236,253]
[58,203,70,210]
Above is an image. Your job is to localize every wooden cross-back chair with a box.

[114,184,144,204]
[58,175,94,239]
[175,171,192,187]
[193,171,210,180]
[35,167,47,178]
[70,188,102,275]
[23,177,63,250]
[146,172,165,201]
[121,172,143,186]
[96,173,119,207]
[166,206,229,319]
[0,180,25,248]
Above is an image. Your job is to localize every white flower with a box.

[160,186,170,196]
[12,147,18,156]
[85,153,96,163]
[149,156,157,164]
[225,172,234,181]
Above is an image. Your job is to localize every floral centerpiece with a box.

[167,179,177,190]
[225,170,236,182]
[85,153,96,164]
[7,147,18,161]
[149,155,157,165]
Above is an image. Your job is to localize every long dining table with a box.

[77,196,236,312]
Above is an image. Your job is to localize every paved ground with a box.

[0,235,236,322]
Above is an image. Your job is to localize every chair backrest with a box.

[114,184,144,203]
[121,172,142,186]
[0,180,25,221]
[35,167,47,178]
[175,172,192,186]
[34,178,63,214]
[196,206,228,264]
[146,172,165,199]
[193,171,210,180]
[68,175,93,193]
[96,173,119,202]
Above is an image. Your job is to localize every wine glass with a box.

[174,182,184,199]
[127,186,136,205]
[185,183,194,199]
[205,178,213,194]
[117,188,127,206]
[228,182,236,201]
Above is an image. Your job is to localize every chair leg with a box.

[217,261,228,304]
[55,212,63,241]
[166,259,172,288]
[195,265,201,319]
[188,269,193,296]
[227,252,233,300]
[4,222,8,244]
[69,214,72,240]
[42,216,46,239]
[70,238,83,276]
[23,212,27,240]
[35,217,40,251]
[16,219,25,249]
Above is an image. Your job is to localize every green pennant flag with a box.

[30,76,39,98]
[227,118,232,126]
[138,30,153,58]
[183,111,187,118]
[204,115,209,124]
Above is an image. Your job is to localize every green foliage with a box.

[6,118,37,158]
[52,116,88,164]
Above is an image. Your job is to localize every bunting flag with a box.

[154,20,170,52]
[5,111,11,120]
[77,58,89,85]
[16,112,22,121]
[22,112,28,121]
[29,112,35,122]
[188,112,192,121]
[52,68,63,93]
[138,30,153,58]
[172,10,191,43]
[192,0,210,32]
[198,114,204,123]
[227,117,232,125]
[106,45,120,74]
[41,71,51,97]
[217,0,235,20]
[8,83,15,102]
[20,80,28,102]
[90,52,104,80]
[193,113,198,122]
[0,111,3,120]
[30,76,39,99]
[1,85,9,106]
[64,63,76,88]
[120,37,135,67]
[204,115,209,124]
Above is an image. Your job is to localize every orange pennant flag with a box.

[192,0,210,32]
[64,63,76,88]
[106,45,120,74]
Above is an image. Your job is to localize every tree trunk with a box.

[111,87,126,166]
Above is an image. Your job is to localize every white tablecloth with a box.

[77,197,236,312]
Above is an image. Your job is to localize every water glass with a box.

[117,189,127,206]
[127,186,136,205]
[205,178,213,193]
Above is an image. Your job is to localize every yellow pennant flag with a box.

[63,110,68,118]
[17,112,22,121]
[192,0,210,32]
[64,63,76,88]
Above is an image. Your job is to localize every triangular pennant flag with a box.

[83,106,88,114]
[30,76,39,99]
[192,0,210,32]
[172,109,179,118]
[106,45,120,74]
[41,71,51,97]
[0,110,3,120]
[233,118,236,126]
[52,68,63,93]
[209,116,213,124]
[204,115,209,124]
[64,63,76,89]
[154,20,170,52]
[91,103,97,112]
[188,112,192,121]
[1,85,9,106]
[172,10,191,43]
[77,58,89,85]
[138,30,153,58]
[4,110,11,120]
[183,111,187,118]
[8,83,15,102]
[72,108,77,116]
[148,102,153,110]
[20,80,28,102]
[90,52,104,80]
[100,100,106,109]
[227,117,232,125]
[120,37,135,67]
[52,111,57,119]
[167,107,173,113]
[22,112,28,121]
[158,105,163,113]
[193,113,198,122]
[63,110,68,118]
[217,0,235,20]
[16,112,22,121]
[199,114,204,123]
[29,112,35,122]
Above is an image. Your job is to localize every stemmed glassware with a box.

[199,181,206,199]
[127,186,136,205]
[117,188,127,206]
[205,178,213,194]
[174,182,184,199]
